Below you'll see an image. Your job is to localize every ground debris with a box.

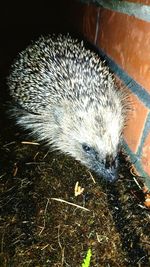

[0,124,150,266]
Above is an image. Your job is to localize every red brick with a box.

[82,5,99,44]
[123,93,149,153]
[97,8,150,93]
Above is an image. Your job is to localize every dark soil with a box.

[0,98,150,267]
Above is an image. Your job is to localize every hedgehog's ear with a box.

[52,107,64,125]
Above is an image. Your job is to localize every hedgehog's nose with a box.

[105,154,118,169]
[104,154,118,182]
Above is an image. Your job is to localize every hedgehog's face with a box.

[54,100,124,181]
[61,105,123,182]
[79,143,119,182]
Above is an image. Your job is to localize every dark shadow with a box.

[99,155,150,266]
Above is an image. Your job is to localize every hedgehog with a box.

[7,34,128,182]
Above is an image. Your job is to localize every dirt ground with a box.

[0,94,150,267]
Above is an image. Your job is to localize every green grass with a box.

[81,248,92,267]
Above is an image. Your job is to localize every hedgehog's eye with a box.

[82,144,92,153]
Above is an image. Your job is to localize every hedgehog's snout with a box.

[105,154,118,170]
[104,154,118,182]
[97,154,118,182]
[81,144,118,181]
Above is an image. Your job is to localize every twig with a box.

[21,141,40,145]
[41,244,49,250]
[51,198,90,211]
[3,141,16,147]
[57,225,65,266]
[0,173,6,179]
[133,176,142,190]
[39,198,50,235]
[88,171,96,183]
[34,152,40,161]
[43,150,50,159]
